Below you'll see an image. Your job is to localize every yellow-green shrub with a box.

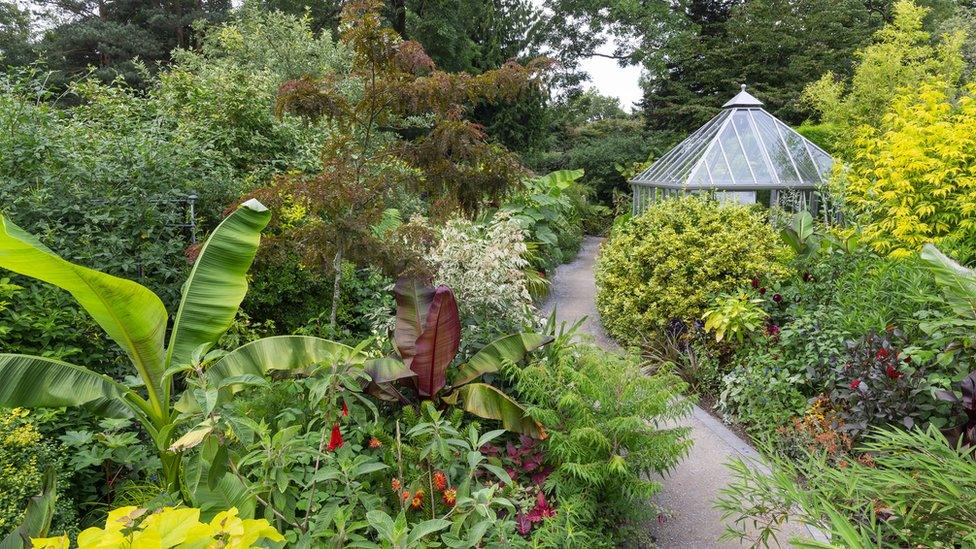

[595,196,789,344]
[840,81,976,262]
[0,408,75,538]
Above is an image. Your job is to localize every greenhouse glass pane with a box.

[717,121,754,185]
[703,143,733,185]
[731,111,775,184]
[775,121,821,183]
[807,142,833,177]
[751,111,800,184]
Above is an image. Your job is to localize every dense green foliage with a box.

[11,0,976,544]
[505,332,691,546]
[596,195,789,345]
[719,427,976,547]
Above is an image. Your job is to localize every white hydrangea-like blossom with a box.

[432,211,533,328]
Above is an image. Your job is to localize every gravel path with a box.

[542,236,822,548]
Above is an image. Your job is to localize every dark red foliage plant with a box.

[936,370,976,447]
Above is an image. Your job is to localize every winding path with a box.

[543,237,821,548]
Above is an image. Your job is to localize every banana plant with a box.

[364,278,552,438]
[0,200,358,495]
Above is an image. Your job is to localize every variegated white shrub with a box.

[432,212,534,333]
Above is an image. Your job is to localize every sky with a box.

[579,57,644,112]
[526,0,644,112]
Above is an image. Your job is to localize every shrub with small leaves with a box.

[596,195,789,345]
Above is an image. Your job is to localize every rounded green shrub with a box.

[595,195,789,344]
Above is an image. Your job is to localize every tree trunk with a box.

[329,248,343,329]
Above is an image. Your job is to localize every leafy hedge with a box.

[595,195,789,345]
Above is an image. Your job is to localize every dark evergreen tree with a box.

[642,0,881,132]
[0,1,33,66]
[33,0,231,84]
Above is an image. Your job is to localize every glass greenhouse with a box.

[631,85,834,214]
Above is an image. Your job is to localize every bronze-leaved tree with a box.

[248,0,549,328]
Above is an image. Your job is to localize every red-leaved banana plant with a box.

[366,277,551,438]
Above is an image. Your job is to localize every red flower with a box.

[885,365,903,379]
[759,287,767,295]
[369,437,382,448]
[850,378,861,390]
[327,423,343,451]
[432,470,447,491]
[391,478,402,491]
[341,402,349,417]
[401,490,411,502]
[442,488,456,507]
[875,348,890,361]
[750,277,760,288]
[766,324,781,337]
[410,489,424,510]
[772,293,783,303]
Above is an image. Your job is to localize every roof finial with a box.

[741,83,747,92]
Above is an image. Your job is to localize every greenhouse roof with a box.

[631,85,833,190]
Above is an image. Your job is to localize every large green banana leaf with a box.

[447,383,546,439]
[0,215,169,416]
[165,200,272,378]
[452,333,553,387]
[0,354,132,418]
[205,336,362,386]
[186,438,255,521]
[364,357,417,402]
[921,244,976,319]
[0,466,57,549]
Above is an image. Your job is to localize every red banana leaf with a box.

[393,277,435,368]
[411,285,461,397]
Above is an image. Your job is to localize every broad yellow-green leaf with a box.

[206,336,362,387]
[139,507,200,548]
[0,354,132,419]
[166,200,272,377]
[449,383,546,439]
[452,333,553,387]
[0,215,168,416]
[169,419,217,452]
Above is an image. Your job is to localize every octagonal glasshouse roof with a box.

[630,85,833,191]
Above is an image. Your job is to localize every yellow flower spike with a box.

[30,535,70,549]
